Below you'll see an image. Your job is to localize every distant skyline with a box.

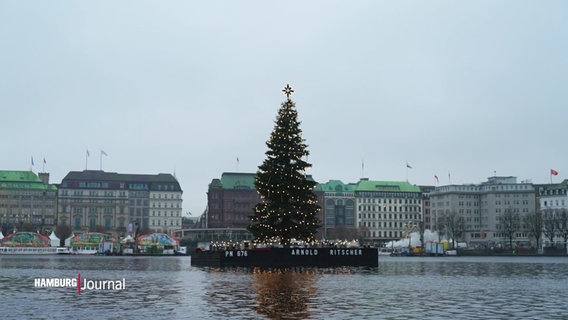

[1,1,567,217]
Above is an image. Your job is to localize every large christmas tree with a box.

[248,85,321,245]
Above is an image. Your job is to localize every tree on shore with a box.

[524,210,543,251]
[500,207,519,249]
[327,225,359,241]
[248,85,321,246]
[357,226,370,245]
[54,224,73,247]
[443,210,465,249]
[555,209,568,250]
[542,209,557,246]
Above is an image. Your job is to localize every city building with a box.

[536,180,568,246]
[206,172,259,229]
[205,172,325,234]
[537,180,568,212]
[0,171,57,234]
[319,180,357,239]
[429,176,537,247]
[355,178,423,245]
[419,185,436,231]
[57,170,182,235]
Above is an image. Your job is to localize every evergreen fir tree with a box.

[248,85,321,245]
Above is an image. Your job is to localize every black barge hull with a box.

[191,247,378,268]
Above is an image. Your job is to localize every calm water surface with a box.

[1,255,567,319]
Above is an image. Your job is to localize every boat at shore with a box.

[379,247,395,256]
[0,231,186,256]
[0,232,58,255]
[0,246,59,255]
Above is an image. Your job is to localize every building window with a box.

[104,217,112,229]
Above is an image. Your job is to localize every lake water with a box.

[1,255,567,319]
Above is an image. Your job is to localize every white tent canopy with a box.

[65,233,73,247]
[121,235,134,244]
[49,231,60,247]
[49,231,73,247]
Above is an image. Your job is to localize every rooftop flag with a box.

[406,162,412,169]
[551,169,559,176]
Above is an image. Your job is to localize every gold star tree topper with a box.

[282,84,294,99]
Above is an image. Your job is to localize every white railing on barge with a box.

[0,246,59,255]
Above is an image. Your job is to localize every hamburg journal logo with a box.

[34,274,126,294]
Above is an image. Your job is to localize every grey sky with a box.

[1,1,567,216]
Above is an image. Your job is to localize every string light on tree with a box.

[248,84,321,246]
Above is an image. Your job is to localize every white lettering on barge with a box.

[290,248,319,256]
[329,249,363,256]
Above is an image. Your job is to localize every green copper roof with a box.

[0,171,57,191]
[214,172,257,190]
[210,172,320,191]
[318,180,356,193]
[355,179,421,193]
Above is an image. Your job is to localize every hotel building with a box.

[429,176,536,247]
[57,170,182,234]
[0,171,57,233]
[355,179,423,245]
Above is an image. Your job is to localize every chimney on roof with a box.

[38,172,50,185]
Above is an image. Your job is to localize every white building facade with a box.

[355,179,422,245]
[430,177,536,247]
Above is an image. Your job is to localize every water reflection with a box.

[2,256,567,319]
[252,268,317,319]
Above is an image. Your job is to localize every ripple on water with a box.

[1,255,567,319]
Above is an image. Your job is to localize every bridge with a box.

[172,228,252,242]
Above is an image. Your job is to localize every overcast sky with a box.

[1,1,567,216]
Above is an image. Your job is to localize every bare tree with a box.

[54,224,73,247]
[542,209,557,246]
[357,226,370,245]
[524,210,543,251]
[436,212,447,242]
[444,210,464,249]
[19,222,37,232]
[555,209,568,250]
[500,207,519,249]
[328,226,358,241]
[92,225,109,234]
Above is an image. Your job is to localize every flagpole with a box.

[100,150,108,171]
[85,151,88,170]
[405,161,411,182]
